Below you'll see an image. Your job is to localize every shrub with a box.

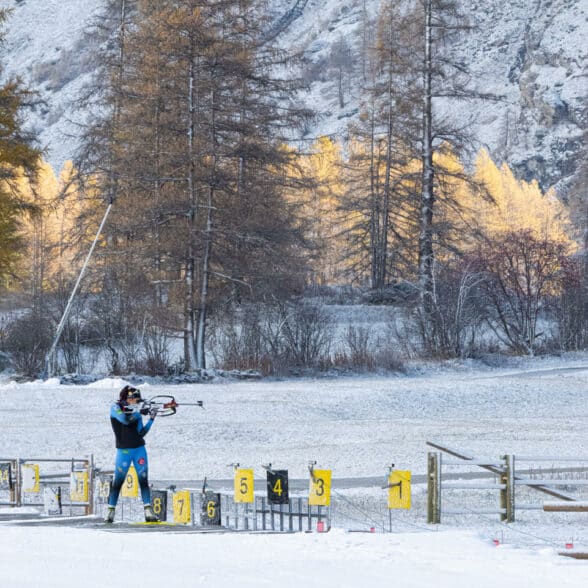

[2,312,53,378]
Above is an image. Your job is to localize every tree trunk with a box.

[195,79,218,369]
[369,96,380,288]
[184,50,198,371]
[418,0,435,318]
[378,19,395,290]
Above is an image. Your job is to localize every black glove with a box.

[140,407,150,416]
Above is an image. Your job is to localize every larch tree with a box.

[79,0,311,372]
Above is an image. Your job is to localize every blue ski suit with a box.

[108,402,154,507]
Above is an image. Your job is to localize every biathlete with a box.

[105,385,158,523]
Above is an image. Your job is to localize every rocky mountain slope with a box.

[3,0,586,194]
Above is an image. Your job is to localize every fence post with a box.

[427,452,441,524]
[86,455,94,516]
[500,454,515,522]
[9,459,16,506]
[16,459,22,507]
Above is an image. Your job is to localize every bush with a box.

[281,301,334,367]
[551,255,588,350]
[210,301,334,375]
[473,231,573,355]
[411,262,486,358]
[2,312,53,378]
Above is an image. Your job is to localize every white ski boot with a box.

[104,507,116,524]
[144,505,158,523]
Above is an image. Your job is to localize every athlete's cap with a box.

[120,385,142,401]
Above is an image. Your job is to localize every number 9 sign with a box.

[121,465,139,498]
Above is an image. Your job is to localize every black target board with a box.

[201,492,222,526]
[151,490,168,521]
[0,463,12,490]
[267,470,289,504]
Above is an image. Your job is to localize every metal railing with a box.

[0,456,94,515]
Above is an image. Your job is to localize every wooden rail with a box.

[543,501,588,512]
[558,551,588,560]
[427,441,577,501]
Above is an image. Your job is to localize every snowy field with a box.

[1,354,588,586]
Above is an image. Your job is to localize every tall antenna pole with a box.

[44,203,113,377]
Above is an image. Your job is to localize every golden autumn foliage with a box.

[295,139,576,288]
[298,137,346,284]
[472,149,574,245]
[7,158,95,294]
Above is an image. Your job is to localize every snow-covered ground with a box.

[1,354,587,586]
[1,525,586,588]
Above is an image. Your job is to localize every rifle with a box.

[140,395,204,417]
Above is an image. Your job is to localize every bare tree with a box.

[474,230,572,354]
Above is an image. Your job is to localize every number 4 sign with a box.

[267,470,288,504]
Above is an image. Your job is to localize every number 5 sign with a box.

[309,469,331,506]
[234,468,254,503]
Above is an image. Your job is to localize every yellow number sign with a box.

[22,464,40,493]
[309,469,332,506]
[98,477,111,499]
[388,470,411,509]
[234,468,254,503]
[121,465,139,498]
[273,478,283,496]
[70,471,89,502]
[172,490,191,524]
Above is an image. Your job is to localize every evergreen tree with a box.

[0,8,42,285]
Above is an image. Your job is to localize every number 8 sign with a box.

[152,490,168,522]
